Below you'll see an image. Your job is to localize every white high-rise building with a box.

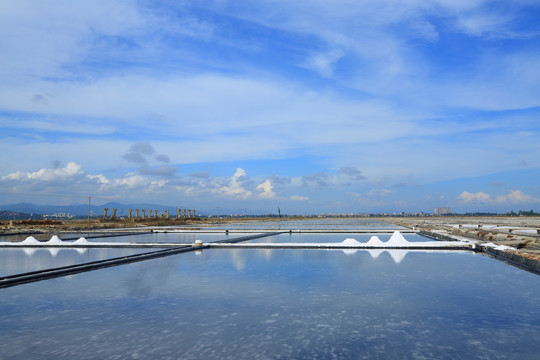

[434,207,451,215]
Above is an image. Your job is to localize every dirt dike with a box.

[387,216,540,268]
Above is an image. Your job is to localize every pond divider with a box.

[154,229,419,234]
[420,229,540,273]
[0,232,283,289]
[3,229,536,288]
[205,243,472,250]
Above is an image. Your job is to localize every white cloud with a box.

[113,174,150,189]
[496,189,540,204]
[2,162,83,182]
[256,180,276,199]
[220,168,253,199]
[302,49,344,78]
[1,0,539,212]
[453,12,510,37]
[0,162,359,207]
[0,0,145,82]
[458,191,491,203]
[87,174,109,185]
[458,189,540,204]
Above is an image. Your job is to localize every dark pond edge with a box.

[420,230,540,274]
[0,232,283,289]
[481,247,540,275]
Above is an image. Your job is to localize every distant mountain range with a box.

[0,202,269,219]
[0,202,190,218]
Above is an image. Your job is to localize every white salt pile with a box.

[366,236,385,246]
[73,237,89,244]
[341,238,362,246]
[46,235,63,244]
[386,231,409,246]
[341,232,410,247]
[21,236,41,245]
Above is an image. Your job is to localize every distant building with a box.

[43,213,74,219]
[434,207,451,215]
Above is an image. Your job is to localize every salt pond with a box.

[0,220,539,359]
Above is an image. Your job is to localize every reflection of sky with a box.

[0,248,167,277]
[0,232,231,243]
[0,231,145,242]
[245,232,431,244]
[1,249,539,359]
[93,232,230,243]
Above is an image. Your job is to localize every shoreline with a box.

[388,216,540,271]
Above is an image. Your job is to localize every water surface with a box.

[1,245,538,359]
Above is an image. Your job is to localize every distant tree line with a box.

[506,210,538,216]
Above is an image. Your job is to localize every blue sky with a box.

[1,0,540,214]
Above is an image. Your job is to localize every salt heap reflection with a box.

[208,231,472,265]
[342,231,422,263]
[342,231,467,263]
[340,235,447,264]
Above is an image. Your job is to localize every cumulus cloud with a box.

[458,191,491,203]
[256,180,276,199]
[458,189,540,204]
[87,173,110,185]
[0,162,327,204]
[496,189,540,204]
[2,162,83,182]
[0,161,175,201]
[0,162,322,207]
[220,168,253,199]
[113,174,150,189]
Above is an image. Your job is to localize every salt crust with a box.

[481,242,516,251]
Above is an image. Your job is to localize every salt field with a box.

[4,1,540,358]
[1,219,539,359]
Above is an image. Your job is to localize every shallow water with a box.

[247,232,432,244]
[0,232,232,244]
[0,232,233,277]
[0,247,168,277]
[1,239,539,359]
